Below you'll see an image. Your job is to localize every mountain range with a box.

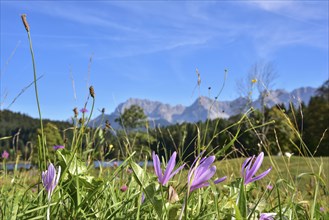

[90,87,316,129]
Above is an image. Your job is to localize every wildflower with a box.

[241,152,271,185]
[284,152,293,158]
[252,79,257,83]
[152,151,185,186]
[259,213,276,220]
[113,161,118,167]
[2,150,9,159]
[42,163,61,200]
[188,153,226,192]
[120,185,128,192]
[266,184,273,190]
[53,145,64,151]
[320,207,325,212]
[141,192,145,203]
[80,108,88,113]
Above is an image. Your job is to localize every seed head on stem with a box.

[21,14,30,32]
[89,86,95,98]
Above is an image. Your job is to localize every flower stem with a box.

[22,15,47,171]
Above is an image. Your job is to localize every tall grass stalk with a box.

[21,14,47,171]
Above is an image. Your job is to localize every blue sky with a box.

[1,1,328,121]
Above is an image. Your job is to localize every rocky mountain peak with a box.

[90,86,316,129]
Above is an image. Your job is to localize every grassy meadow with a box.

[1,155,328,219]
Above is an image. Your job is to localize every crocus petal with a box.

[214,176,227,184]
[260,213,276,220]
[195,175,227,191]
[53,145,64,150]
[191,165,216,187]
[188,152,206,183]
[168,164,185,181]
[190,181,210,192]
[193,156,215,180]
[190,151,206,169]
[42,163,60,201]
[191,175,227,192]
[246,152,264,181]
[244,155,255,181]
[187,153,226,193]
[153,151,185,186]
[242,152,271,185]
[46,164,55,191]
[152,152,162,183]
[188,166,196,185]
[241,157,252,177]
[162,151,177,185]
[248,167,272,184]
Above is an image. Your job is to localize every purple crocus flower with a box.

[80,108,88,113]
[188,154,227,192]
[42,163,61,200]
[120,184,128,192]
[53,145,64,151]
[259,213,276,220]
[2,150,9,159]
[241,152,271,185]
[141,192,145,203]
[152,151,185,186]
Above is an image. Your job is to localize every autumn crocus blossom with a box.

[152,151,185,186]
[2,150,9,159]
[80,108,88,113]
[53,145,64,151]
[120,185,128,192]
[42,163,61,200]
[188,154,226,192]
[259,213,277,220]
[241,152,271,185]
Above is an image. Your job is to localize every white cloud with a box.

[4,1,327,60]
[245,0,328,22]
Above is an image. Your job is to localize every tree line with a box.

[0,80,328,162]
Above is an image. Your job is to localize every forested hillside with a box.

[0,110,71,160]
[1,80,328,161]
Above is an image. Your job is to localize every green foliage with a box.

[0,110,71,161]
[2,80,329,163]
[37,122,63,148]
[303,95,329,156]
[115,105,148,131]
[266,106,298,154]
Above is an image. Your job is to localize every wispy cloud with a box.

[235,1,328,56]
[245,1,328,25]
[4,1,327,59]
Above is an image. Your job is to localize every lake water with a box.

[1,161,154,170]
